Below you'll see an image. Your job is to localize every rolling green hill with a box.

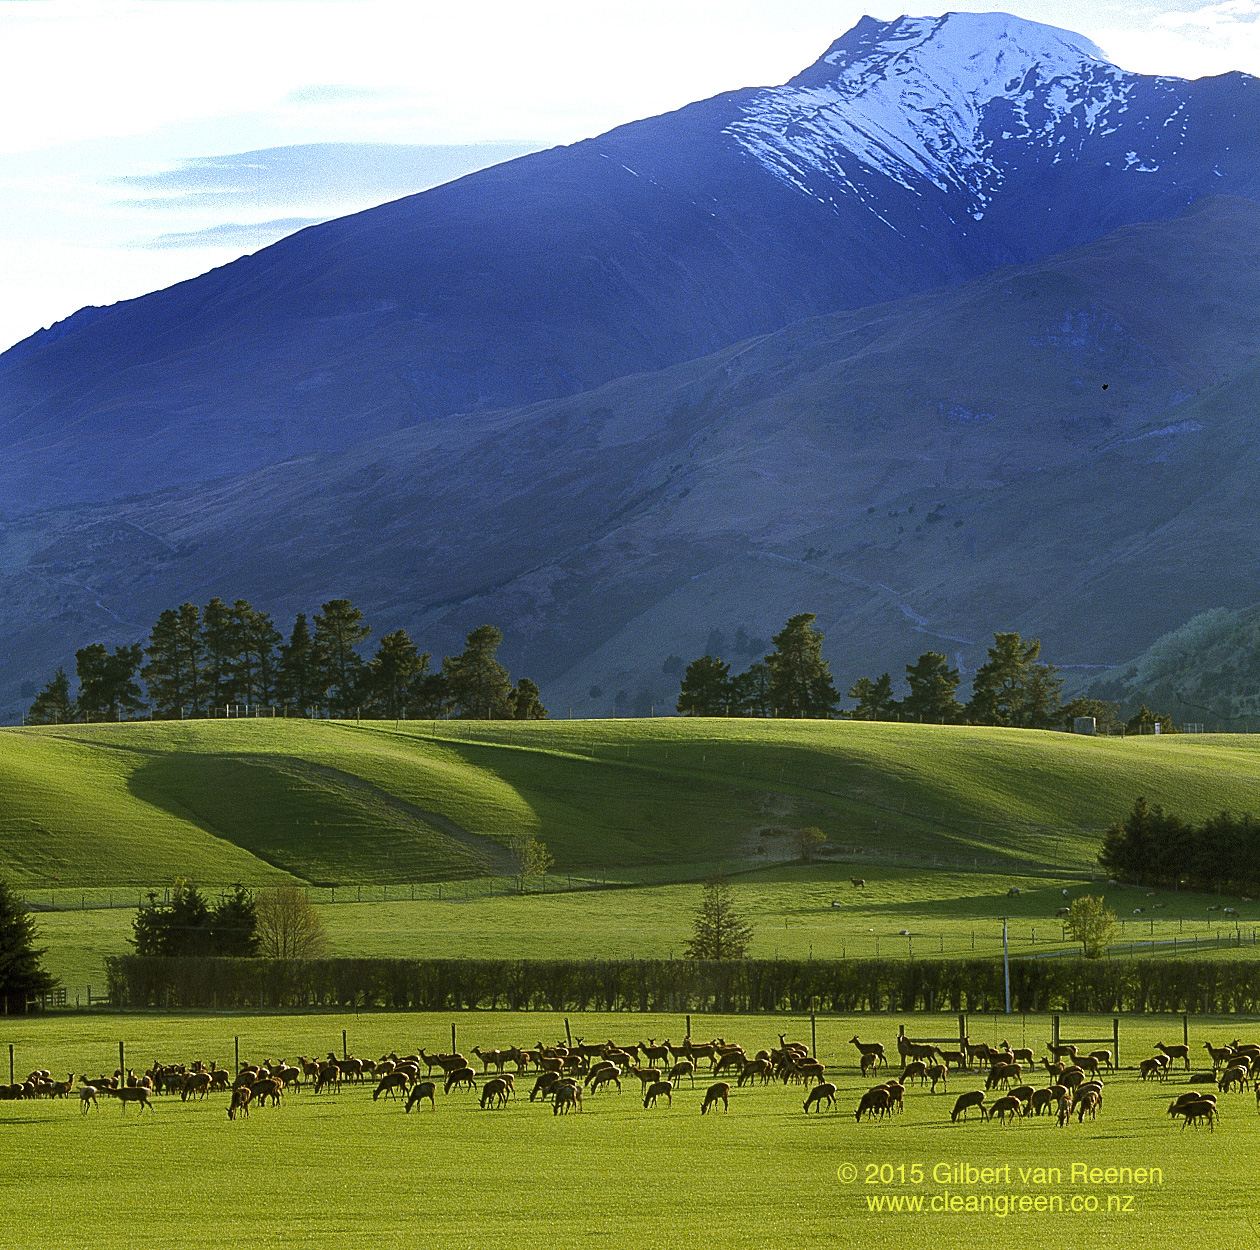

[5,718,1260,890]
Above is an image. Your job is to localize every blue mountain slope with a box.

[1,13,1258,513]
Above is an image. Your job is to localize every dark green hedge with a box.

[104,955,1260,1014]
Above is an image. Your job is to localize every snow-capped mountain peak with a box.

[725,11,1140,216]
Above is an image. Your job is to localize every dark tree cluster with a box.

[676,613,839,718]
[131,881,260,958]
[26,599,547,724]
[1098,796,1260,894]
[849,632,1130,731]
[0,876,55,1013]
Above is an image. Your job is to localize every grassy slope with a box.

[6,718,1260,889]
[0,1009,1250,1250]
[37,864,1260,995]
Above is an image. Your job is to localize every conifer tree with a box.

[75,642,145,721]
[27,667,74,725]
[442,624,514,719]
[314,599,370,717]
[509,677,548,720]
[767,613,838,718]
[0,875,55,1013]
[902,652,962,723]
[684,877,754,960]
[676,654,731,716]
[277,613,322,715]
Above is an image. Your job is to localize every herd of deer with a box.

[11,1030,1258,1128]
[845,1030,1260,1131]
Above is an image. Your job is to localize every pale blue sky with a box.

[1,0,1258,351]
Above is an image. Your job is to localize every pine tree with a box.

[314,599,371,717]
[767,613,838,718]
[76,642,145,721]
[902,653,962,723]
[443,624,514,719]
[201,597,236,711]
[966,633,1061,727]
[367,629,422,718]
[209,884,259,957]
[131,880,211,957]
[0,875,55,1013]
[230,601,281,708]
[848,673,896,720]
[277,613,322,715]
[684,877,754,960]
[27,667,74,725]
[676,655,731,716]
[509,677,548,720]
[731,660,774,717]
[143,605,204,718]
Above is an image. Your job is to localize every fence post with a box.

[451,1023,456,1055]
[342,1029,348,1061]
[1182,1013,1188,1050]
[119,1040,125,1082]
[235,1036,239,1073]
[1052,1014,1060,1050]
[686,1014,691,1041]
[1114,1017,1120,1071]
[811,1012,817,1058]
[564,1018,573,1047]
[8,1043,12,1085]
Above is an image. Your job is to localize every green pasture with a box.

[0,1010,1255,1250]
[6,718,1260,890]
[31,863,1260,1001]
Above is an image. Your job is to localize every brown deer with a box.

[227,1086,252,1120]
[950,1090,985,1122]
[701,1082,731,1114]
[479,1078,510,1109]
[642,1079,674,1110]
[803,1082,837,1113]
[108,1086,153,1113]
[405,1081,437,1112]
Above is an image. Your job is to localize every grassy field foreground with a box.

[6,717,1260,889]
[0,1010,1253,1250]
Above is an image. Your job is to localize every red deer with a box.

[643,1080,674,1110]
[855,1088,892,1122]
[1139,1056,1170,1082]
[668,1060,697,1085]
[251,1078,282,1107]
[530,1072,560,1102]
[444,1066,478,1094]
[1155,1041,1191,1071]
[405,1081,437,1112]
[553,1083,582,1115]
[373,1073,410,1101]
[803,1083,836,1113]
[926,1064,948,1093]
[1218,1065,1249,1093]
[950,1091,985,1122]
[701,1082,730,1114]
[900,1060,929,1087]
[632,1067,663,1091]
[1180,1099,1217,1131]
[108,1086,153,1113]
[987,1095,1023,1124]
[985,1062,1021,1090]
[479,1078,510,1109]
[227,1086,251,1120]
[587,1066,621,1095]
[79,1086,99,1114]
[738,1058,774,1086]
[849,1038,885,1068]
[181,1072,211,1101]
[1075,1089,1101,1122]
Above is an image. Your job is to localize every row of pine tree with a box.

[26,598,547,723]
[676,619,1133,729]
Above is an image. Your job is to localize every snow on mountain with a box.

[724,12,1148,220]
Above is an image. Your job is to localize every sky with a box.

[1,0,1259,352]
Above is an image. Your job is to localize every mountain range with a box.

[3,11,1260,718]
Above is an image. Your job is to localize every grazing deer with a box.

[803,1083,836,1113]
[405,1081,437,1112]
[950,1091,985,1122]
[480,1078,510,1109]
[701,1082,730,1115]
[642,1080,674,1110]
[553,1083,583,1115]
[227,1086,252,1120]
